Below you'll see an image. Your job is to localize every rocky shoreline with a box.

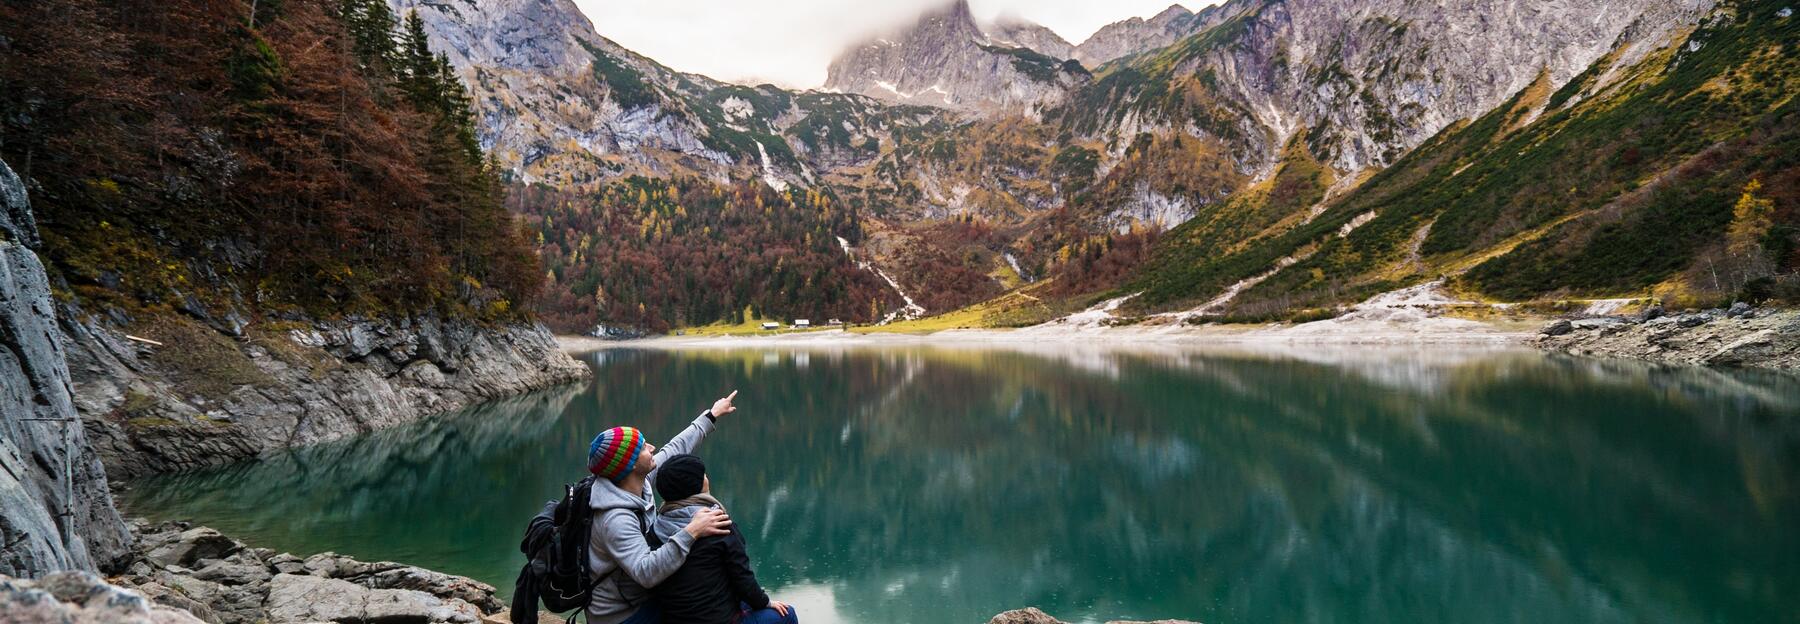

[1,520,513,624]
[579,304,1800,373]
[1535,306,1799,371]
[65,311,591,479]
[4,526,1202,624]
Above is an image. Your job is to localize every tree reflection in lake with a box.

[125,346,1800,624]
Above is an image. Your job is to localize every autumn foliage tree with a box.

[0,0,539,319]
[511,178,902,333]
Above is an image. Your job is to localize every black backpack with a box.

[510,476,663,624]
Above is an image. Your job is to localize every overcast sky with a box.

[571,1,1212,88]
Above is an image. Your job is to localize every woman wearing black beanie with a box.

[651,454,797,624]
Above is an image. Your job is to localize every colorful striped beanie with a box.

[588,426,646,482]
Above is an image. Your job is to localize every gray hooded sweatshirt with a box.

[585,412,716,623]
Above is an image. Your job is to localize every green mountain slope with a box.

[1127,1,1799,316]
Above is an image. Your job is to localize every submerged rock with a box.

[987,607,1205,624]
[990,608,1067,624]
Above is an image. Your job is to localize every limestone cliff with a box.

[1,159,130,578]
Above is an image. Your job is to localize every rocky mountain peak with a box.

[1071,3,1207,68]
[989,15,1075,59]
[824,0,1088,113]
[1150,4,1196,25]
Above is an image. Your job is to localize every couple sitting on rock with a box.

[582,391,797,624]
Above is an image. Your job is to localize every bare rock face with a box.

[1,158,131,579]
[388,0,736,186]
[1084,0,1719,174]
[824,0,1089,114]
[1072,4,1212,68]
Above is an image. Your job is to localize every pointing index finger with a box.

[726,390,738,400]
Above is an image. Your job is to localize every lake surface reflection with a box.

[124,345,1800,623]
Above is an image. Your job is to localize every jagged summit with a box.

[989,14,1076,59]
[1071,3,1209,67]
[823,0,1088,113]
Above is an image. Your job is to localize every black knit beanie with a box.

[655,454,707,502]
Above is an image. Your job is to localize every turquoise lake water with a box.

[124,345,1800,623]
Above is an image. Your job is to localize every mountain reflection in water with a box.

[124,346,1800,624]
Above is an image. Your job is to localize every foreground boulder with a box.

[0,571,206,624]
[110,520,502,624]
[264,573,482,623]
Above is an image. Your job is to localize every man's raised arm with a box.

[654,390,738,464]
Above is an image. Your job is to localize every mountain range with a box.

[393,0,1798,332]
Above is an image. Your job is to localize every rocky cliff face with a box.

[1,159,131,578]
[389,0,739,186]
[1071,4,1212,68]
[1073,0,1717,174]
[62,310,588,479]
[390,0,961,190]
[823,0,1089,115]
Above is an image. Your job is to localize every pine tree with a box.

[398,12,439,103]
[339,0,397,77]
[398,12,480,164]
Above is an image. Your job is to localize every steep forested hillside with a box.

[510,179,901,333]
[0,0,540,321]
[1127,0,1800,317]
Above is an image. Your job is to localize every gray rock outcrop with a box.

[64,309,589,479]
[1,158,131,578]
[39,520,508,624]
[1537,309,1800,370]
